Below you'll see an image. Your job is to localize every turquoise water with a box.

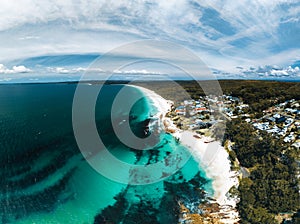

[0,83,213,223]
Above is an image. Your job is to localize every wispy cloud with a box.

[47,67,86,74]
[0,64,31,74]
[239,64,300,78]
[113,69,163,75]
[0,0,299,80]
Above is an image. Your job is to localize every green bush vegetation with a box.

[130,80,299,114]
[223,119,299,223]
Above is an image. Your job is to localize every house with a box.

[216,101,224,107]
[267,117,276,122]
[279,102,287,108]
[292,141,300,149]
[284,134,295,143]
[226,111,234,117]
[241,114,251,119]
[175,106,185,115]
[278,127,288,136]
[253,122,270,131]
[195,107,207,113]
[245,118,251,123]
[225,96,240,102]
[184,100,194,105]
[285,108,297,114]
[237,104,249,110]
[275,116,286,124]
[273,113,281,119]
[267,125,281,134]
[285,118,294,126]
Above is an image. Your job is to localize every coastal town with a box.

[166,95,300,149]
[161,93,299,224]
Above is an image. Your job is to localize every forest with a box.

[224,119,299,223]
[131,80,300,115]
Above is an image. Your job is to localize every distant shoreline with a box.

[0,79,299,85]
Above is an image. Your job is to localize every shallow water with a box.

[0,83,212,223]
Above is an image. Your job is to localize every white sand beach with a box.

[173,130,240,223]
[129,85,174,116]
[133,85,240,223]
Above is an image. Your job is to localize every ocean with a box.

[0,83,213,224]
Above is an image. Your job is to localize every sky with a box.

[0,0,299,82]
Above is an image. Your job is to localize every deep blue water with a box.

[0,83,212,223]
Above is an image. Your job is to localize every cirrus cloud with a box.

[0,0,299,80]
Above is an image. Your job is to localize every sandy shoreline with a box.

[133,85,240,223]
[173,131,240,223]
[129,85,174,116]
